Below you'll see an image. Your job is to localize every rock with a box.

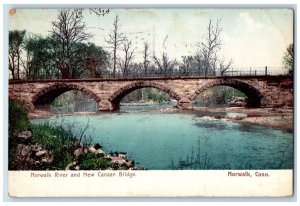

[95,149,105,154]
[93,143,102,150]
[31,144,42,152]
[17,131,32,139]
[74,148,84,159]
[19,145,31,157]
[88,146,97,153]
[47,156,53,164]
[111,156,126,165]
[41,158,48,163]
[104,154,111,159]
[13,143,53,170]
[118,153,127,158]
[36,150,48,157]
[125,160,134,168]
[65,161,77,170]
[17,131,32,144]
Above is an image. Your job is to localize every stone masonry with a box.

[9,76,293,111]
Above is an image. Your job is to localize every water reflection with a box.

[194,121,228,131]
[51,100,97,114]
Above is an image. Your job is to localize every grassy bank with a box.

[9,101,133,170]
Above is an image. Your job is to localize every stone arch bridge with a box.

[9,76,293,112]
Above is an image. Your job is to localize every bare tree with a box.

[198,19,232,76]
[52,9,91,79]
[88,8,110,17]
[106,15,126,77]
[143,42,150,75]
[72,8,110,17]
[153,53,177,77]
[118,39,135,77]
[200,19,222,76]
[219,58,232,76]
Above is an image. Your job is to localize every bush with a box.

[52,150,74,170]
[121,88,170,104]
[9,101,30,134]
[194,86,246,107]
[9,101,31,169]
[146,90,169,103]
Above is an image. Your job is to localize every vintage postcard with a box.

[7,7,294,197]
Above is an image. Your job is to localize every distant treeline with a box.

[9,9,233,80]
[9,9,293,80]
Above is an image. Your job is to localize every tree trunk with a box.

[12,56,16,79]
[17,50,20,79]
[58,61,71,79]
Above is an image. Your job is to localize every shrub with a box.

[8,101,31,169]
[9,101,30,134]
[52,150,74,170]
[146,90,170,103]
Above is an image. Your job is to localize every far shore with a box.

[28,106,293,133]
[192,107,293,132]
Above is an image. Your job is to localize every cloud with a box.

[239,12,263,32]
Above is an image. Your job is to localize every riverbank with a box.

[9,101,143,171]
[192,107,293,132]
[10,127,141,170]
[120,101,170,106]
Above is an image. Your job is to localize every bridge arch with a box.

[32,83,101,108]
[108,81,182,110]
[189,79,264,107]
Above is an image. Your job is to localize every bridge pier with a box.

[98,100,117,111]
[177,98,192,110]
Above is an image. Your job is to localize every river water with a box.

[31,111,293,170]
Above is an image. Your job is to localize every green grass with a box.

[31,123,78,169]
[31,124,75,150]
[80,153,114,170]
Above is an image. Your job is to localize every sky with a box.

[9,8,293,71]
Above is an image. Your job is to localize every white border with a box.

[1,0,299,205]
